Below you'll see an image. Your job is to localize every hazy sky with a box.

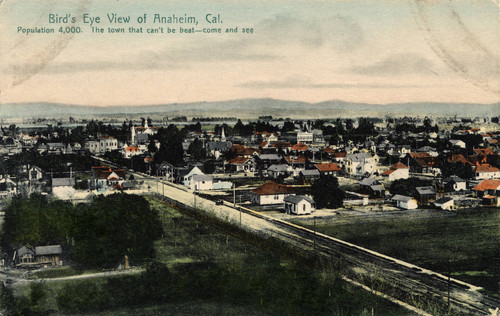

[1,0,499,106]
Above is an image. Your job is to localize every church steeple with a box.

[221,127,226,142]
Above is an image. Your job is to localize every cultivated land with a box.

[290,207,500,299]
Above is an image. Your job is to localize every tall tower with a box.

[221,127,226,142]
[130,125,136,144]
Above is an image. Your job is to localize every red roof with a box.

[473,179,500,191]
[291,142,308,151]
[252,181,293,195]
[474,164,500,173]
[126,146,140,152]
[383,162,408,175]
[260,141,268,148]
[227,157,250,165]
[448,154,473,166]
[323,147,336,153]
[473,148,495,156]
[314,163,340,172]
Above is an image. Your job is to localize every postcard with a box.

[0,0,499,315]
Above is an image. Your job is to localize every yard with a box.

[291,208,500,299]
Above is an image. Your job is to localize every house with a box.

[415,186,436,206]
[181,166,205,188]
[283,155,307,176]
[432,197,454,210]
[266,164,290,179]
[314,163,340,177]
[256,154,282,170]
[13,246,35,266]
[28,166,44,181]
[91,166,126,192]
[473,164,500,180]
[290,142,309,153]
[190,174,213,191]
[284,195,315,215]
[382,162,409,181]
[51,177,76,200]
[34,245,63,266]
[86,136,119,155]
[296,131,314,144]
[226,157,255,173]
[344,153,378,177]
[391,194,418,210]
[298,169,320,184]
[442,176,467,192]
[14,245,63,267]
[472,179,500,198]
[407,153,441,175]
[251,181,295,206]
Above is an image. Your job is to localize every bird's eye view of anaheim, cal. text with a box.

[0,0,499,315]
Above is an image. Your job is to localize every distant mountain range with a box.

[1,98,499,120]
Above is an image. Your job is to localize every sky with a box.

[1,0,499,106]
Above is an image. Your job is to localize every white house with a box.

[252,181,295,205]
[433,197,454,210]
[473,164,500,180]
[190,174,213,191]
[382,162,409,181]
[391,194,418,210]
[284,195,315,215]
[297,131,314,144]
[344,153,379,177]
[443,176,467,192]
[182,166,205,188]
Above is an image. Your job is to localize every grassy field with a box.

[4,197,411,315]
[292,208,500,298]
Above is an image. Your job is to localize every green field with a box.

[3,198,410,315]
[292,208,500,298]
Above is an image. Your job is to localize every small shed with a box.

[415,186,436,206]
[284,195,316,215]
[391,194,418,210]
[432,197,454,210]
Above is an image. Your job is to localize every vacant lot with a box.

[292,208,500,298]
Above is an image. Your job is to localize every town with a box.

[0,114,499,315]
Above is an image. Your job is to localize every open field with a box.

[291,207,500,299]
[3,198,409,315]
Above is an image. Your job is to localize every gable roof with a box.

[392,194,414,202]
[252,181,293,195]
[284,195,314,204]
[474,164,500,173]
[473,179,500,191]
[359,177,379,186]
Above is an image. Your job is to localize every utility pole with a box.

[233,182,236,207]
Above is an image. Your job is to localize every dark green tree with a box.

[311,176,345,209]
[72,194,162,268]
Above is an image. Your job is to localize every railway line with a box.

[93,156,500,315]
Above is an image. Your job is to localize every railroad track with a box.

[92,156,499,315]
